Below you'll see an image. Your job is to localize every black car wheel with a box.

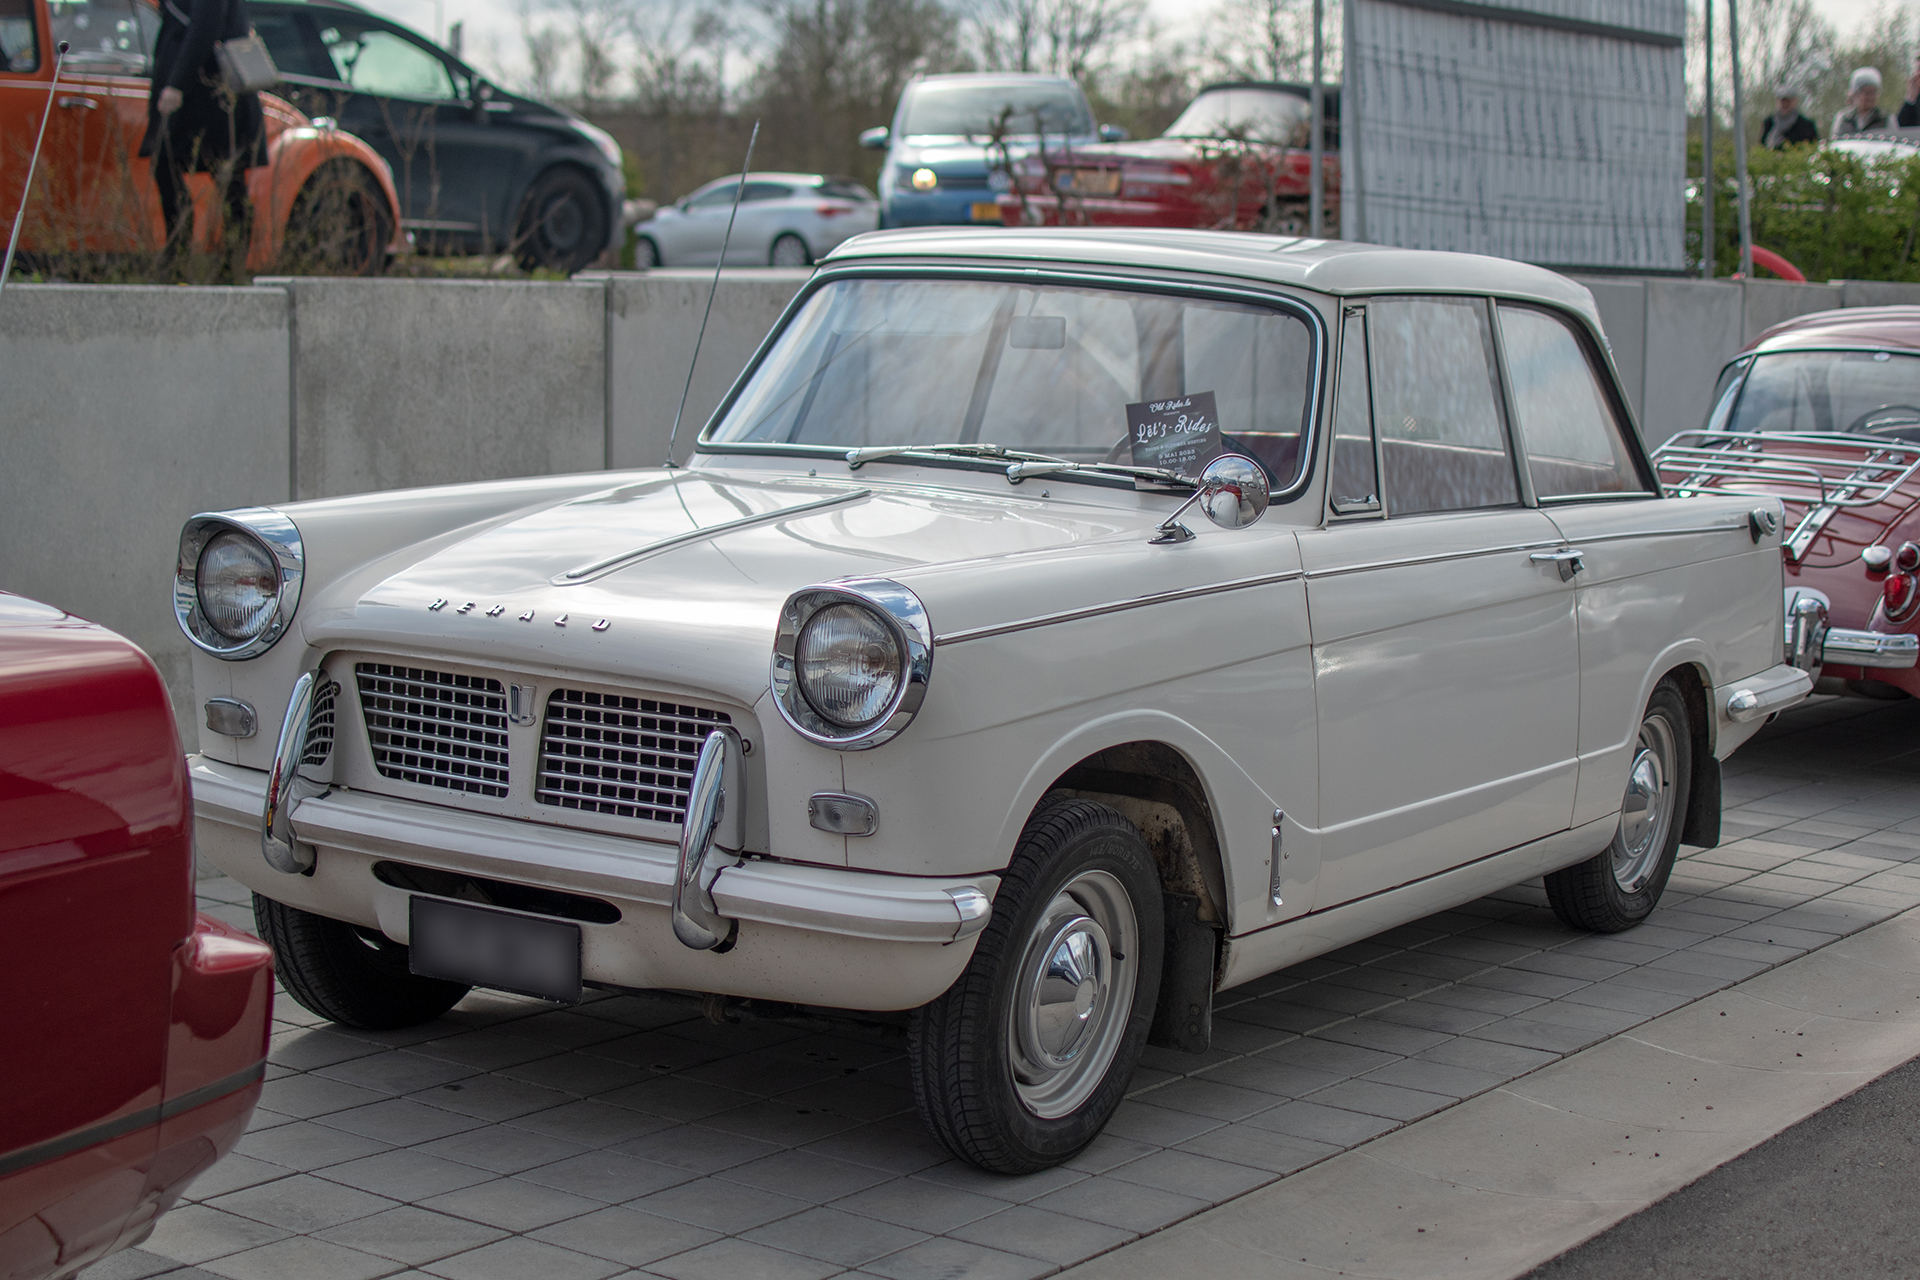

[281,160,390,276]
[254,893,469,1029]
[515,166,609,274]
[635,234,661,268]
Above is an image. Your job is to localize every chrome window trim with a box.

[772,578,933,750]
[173,508,305,661]
[695,261,1331,505]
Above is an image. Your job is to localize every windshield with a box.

[1727,351,1920,440]
[705,277,1316,486]
[1165,88,1310,145]
[901,80,1094,137]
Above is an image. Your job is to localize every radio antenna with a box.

[665,119,760,469]
[1,41,69,304]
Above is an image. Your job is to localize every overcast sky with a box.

[362,0,1908,98]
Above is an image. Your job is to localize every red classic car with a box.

[0,592,272,1280]
[996,80,1340,232]
[1653,306,1920,696]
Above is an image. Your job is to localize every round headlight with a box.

[796,602,902,728]
[198,531,280,640]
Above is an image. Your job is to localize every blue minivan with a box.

[860,73,1121,228]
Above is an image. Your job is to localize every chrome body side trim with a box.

[934,569,1304,646]
[174,507,305,661]
[1823,628,1920,669]
[557,489,871,584]
[672,728,744,951]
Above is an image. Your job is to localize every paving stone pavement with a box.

[86,694,1920,1280]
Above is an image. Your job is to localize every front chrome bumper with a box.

[189,755,998,1010]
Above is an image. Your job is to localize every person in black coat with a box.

[1760,87,1818,149]
[137,0,264,262]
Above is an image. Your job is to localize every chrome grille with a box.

[355,663,509,797]
[537,689,731,824]
[302,677,338,767]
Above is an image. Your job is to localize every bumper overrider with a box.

[1782,590,1920,683]
[193,694,996,1010]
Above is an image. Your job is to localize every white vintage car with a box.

[179,228,1810,1173]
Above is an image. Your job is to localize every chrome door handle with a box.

[1531,548,1585,581]
[57,95,98,109]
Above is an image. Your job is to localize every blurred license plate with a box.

[1060,169,1121,196]
[410,897,581,1004]
[971,202,1004,222]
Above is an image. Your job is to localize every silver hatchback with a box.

[636,172,880,267]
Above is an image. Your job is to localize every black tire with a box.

[515,167,609,274]
[254,893,468,1030]
[635,234,661,268]
[280,161,391,276]
[1545,680,1693,933]
[769,232,811,267]
[909,799,1164,1173]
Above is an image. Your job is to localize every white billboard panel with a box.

[1341,0,1686,271]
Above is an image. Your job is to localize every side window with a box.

[321,24,455,100]
[252,9,322,79]
[1,0,39,72]
[1497,304,1645,499]
[1328,310,1379,514]
[741,182,795,202]
[685,184,740,210]
[48,0,145,73]
[1369,296,1519,515]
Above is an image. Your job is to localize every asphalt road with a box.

[1526,1052,1920,1279]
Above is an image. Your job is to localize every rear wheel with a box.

[635,235,661,268]
[280,161,390,276]
[515,167,608,274]
[254,893,468,1029]
[770,232,811,267]
[1545,680,1692,933]
[909,799,1163,1173]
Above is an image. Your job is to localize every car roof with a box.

[905,73,1079,88]
[821,227,1601,321]
[1747,305,1920,354]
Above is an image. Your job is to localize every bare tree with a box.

[972,0,1142,81]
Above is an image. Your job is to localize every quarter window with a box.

[1,0,38,72]
[1368,297,1519,515]
[47,0,146,72]
[1328,311,1379,514]
[1498,304,1642,499]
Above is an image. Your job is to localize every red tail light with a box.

[1886,572,1919,620]
[1898,542,1920,573]
[816,203,853,217]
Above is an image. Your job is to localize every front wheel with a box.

[909,799,1164,1173]
[280,160,391,276]
[254,893,469,1030]
[1545,680,1692,933]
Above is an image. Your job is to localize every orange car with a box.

[1,0,400,272]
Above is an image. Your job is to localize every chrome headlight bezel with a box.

[772,578,931,750]
[174,508,304,660]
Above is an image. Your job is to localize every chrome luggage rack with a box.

[1653,430,1920,560]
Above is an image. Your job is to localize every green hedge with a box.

[1689,141,1920,282]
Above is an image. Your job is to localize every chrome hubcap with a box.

[1009,869,1137,1119]
[1612,712,1677,894]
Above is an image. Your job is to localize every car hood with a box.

[302,467,1158,707]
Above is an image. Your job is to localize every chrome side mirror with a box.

[859,125,890,150]
[1150,453,1270,544]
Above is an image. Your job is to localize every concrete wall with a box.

[4,267,1917,734]
[0,286,291,743]
[1571,275,1920,449]
[604,270,809,468]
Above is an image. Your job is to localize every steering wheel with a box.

[1847,404,1920,438]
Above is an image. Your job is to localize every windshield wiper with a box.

[844,442,1069,469]
[1004,459,1199,488]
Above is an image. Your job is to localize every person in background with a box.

[1832,67,1890,137]
[1899,54,1919,127]
[1760,86,1818,148]
[138,0,264,273]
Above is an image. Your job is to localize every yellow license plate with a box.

[971,202,1005,222]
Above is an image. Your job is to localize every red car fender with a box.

[248,96,405,268]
